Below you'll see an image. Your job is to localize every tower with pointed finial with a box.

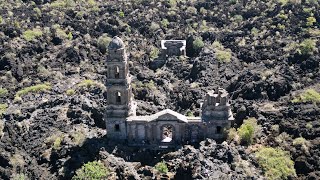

[105,36,136,140]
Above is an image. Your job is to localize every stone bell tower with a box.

[105,36,136,140]
[201,88,234,138]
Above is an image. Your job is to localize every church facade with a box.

[104,37,234,148]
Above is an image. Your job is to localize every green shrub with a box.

[215,49,232,63]
[15,84,51,98]
[150,22,160,31]
[72,161,109,180]
[53,136,62,150]
[161,19,169,28]
[118,11,125,18]
[306,16,316,26]
[193,37,204,52]
[255,147,296,179]
[168,0,177,7]
[12,173,28,180]
[23,29,43,41]
[97,34,112,53]
[293,137,309,146]
[233,15,243,23]
[33,7,41,17]
[227,127,239,143]
[0,88,8,97]
[66,89,76,96]
[155,161,168,174]
[186,7,197,14]
[149,47,159,60]
[306,123,313,129]
[298,39,317,55]
[0,103,8,117]
[238,118,258,145]
[292,89,320,103]
[144,80,156,90]
[186,111,194,117]
[77,80,104,89]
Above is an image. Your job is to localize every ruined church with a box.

[104,37,234,148]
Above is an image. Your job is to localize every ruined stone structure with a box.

[161,40,186,57]
[105,37,234,148]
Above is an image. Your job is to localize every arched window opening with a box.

[161,125,173,143]
[216,126,222,134]
[115,66,120,78]
[116,91,121,103]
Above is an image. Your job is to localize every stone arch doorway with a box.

[161,124,174,143]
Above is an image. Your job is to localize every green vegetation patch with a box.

[23,28,43,41]
[0,88,8,97]
[149,47,159,60]
[193,37,204,52]
[306,16,316,26]
[212,41,232,63]
[77,79,105,89]
[97,34,112,53]
[292,89,320,103]
[155,161,168,174]
[298,39,317,55]
[72,161,109,180]
[66,89,76,96]
[255,147,296,179]
[0,103,8,117]
[238,118,258,145]
[215,49,232,63]
[15,83,51,98]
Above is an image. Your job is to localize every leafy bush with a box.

[97,34,112,53]
[186,7,197,14]
[150,22,160,31]
[155,161,168,174]
[227,128,239,143]
[72,161,109,180]
[212,41,233,63]
[118,11,125,18]
[77,80,105,90]
[238,118,258,145]
[215,49,232,63]
[15,83,51,98]
[53,136,62,150]
[23,28,43,41]
[298,39,317,55]
[193,37,204,52]
[293,137,310,146]
[66,89,76,96]
[292,89,320,103]
[255,147,296,179]
[306,16,316,26]
[0,119,4,138]
[161,19,169,28]
[0,104,8,117]
[0,88,8,97]
[149,47,159,60]
[12,173,28,180]
[306,123,313,129]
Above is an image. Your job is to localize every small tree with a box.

[155,161,168,174]
[72,161,109,180]
[238,118,258,145]
[255,147,296,179]
[193,38,204,51]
